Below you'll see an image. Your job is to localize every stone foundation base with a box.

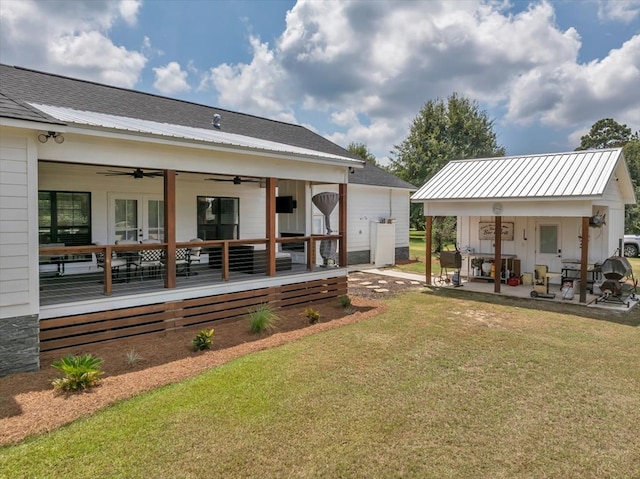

[0,315,39,377]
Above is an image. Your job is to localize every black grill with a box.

[595,255,637,307]
[599,256,632,280]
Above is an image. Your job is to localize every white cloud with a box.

[0,0,146,87]
[507,35,640,127]
[201,35,297,123]
[597,0,640,23]
[119,0,141,26]
[209,0,622,158]
[153,62,191,94]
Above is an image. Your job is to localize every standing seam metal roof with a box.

[411,149,625,201]
[29,103,359,163]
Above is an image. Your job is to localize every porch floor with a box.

[352,267,639,313]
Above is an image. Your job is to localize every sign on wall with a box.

[479,222,514,241]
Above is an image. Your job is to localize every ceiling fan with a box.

[205,175,262,185]
[97,168,164,179]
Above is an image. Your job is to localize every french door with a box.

[109,194,164,243]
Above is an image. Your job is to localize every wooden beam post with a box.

[266,177,277,276]
[425,216,433,285]
[164,170,176,289]
[104,245,113,296]
[339,183,348,267]
[494,215,502,293]
[579,216,589,303]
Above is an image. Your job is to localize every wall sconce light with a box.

[349,167,355,174]
[38,131,64,144]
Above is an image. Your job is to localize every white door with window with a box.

[536,221,562,273]
[109,194,164,243]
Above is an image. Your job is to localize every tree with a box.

[388,93,505,249]
[575,118,632,150]
[347,142,377,165]
[622,137,640,233]
[575,118,639,233]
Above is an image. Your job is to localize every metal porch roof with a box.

[30,103,360,164]
[411,149,626,201]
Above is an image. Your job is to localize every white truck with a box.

[624,234,640,257]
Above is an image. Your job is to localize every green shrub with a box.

[192,329,215,351]
[51,354,104,392]
[337,294,352,308]
[305,307,320,324]
[248,303,279,334]
[126,349,143,367]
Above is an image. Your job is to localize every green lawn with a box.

[2,291,639,478]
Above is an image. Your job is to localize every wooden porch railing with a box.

[38,234,343,301]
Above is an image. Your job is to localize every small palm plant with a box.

[305,307,320,324]
[248,303,279,334]
[192,328,215,351]
[51,354,104,392]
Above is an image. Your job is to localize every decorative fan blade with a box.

[205,175,261,184]
[97,170,133,176]
[97,168,164,179]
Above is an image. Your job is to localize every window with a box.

[197,196,239,240]
[39,191,91,246]
[539,225,558,254]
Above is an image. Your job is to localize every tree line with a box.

[347,96,639,251]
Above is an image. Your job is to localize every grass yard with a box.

[2,291,639,478]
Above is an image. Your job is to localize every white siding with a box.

[0,130,34,318]
[312,184,411,255]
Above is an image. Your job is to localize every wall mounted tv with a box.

[276,196,297,213]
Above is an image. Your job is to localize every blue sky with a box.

[1,0,639,164]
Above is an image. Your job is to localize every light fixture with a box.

[38,131,64,144]
[349,167,355,174]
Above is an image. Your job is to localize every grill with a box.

[595,256,637,307]
[436,251,462,287]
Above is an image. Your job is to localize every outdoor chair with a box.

[95,250,127,279]
[133,247,164,280]
[187,238,204,275]
[175,247,190,276]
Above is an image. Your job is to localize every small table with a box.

[39,243,66,276]
[561,266,601,293]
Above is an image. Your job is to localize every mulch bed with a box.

[0,275,426,445]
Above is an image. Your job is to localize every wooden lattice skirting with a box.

[40,276,347,356]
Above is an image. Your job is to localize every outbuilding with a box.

[411,148,636,303]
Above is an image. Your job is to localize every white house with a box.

[411,149,636,302]
[279,161,414,267]
[1,64,374,375]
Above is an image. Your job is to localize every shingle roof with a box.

[350,161,415,189]
[30,103,359,162]
[0,64,358,160]
[0,91,61,125]
[411,149,628,201]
